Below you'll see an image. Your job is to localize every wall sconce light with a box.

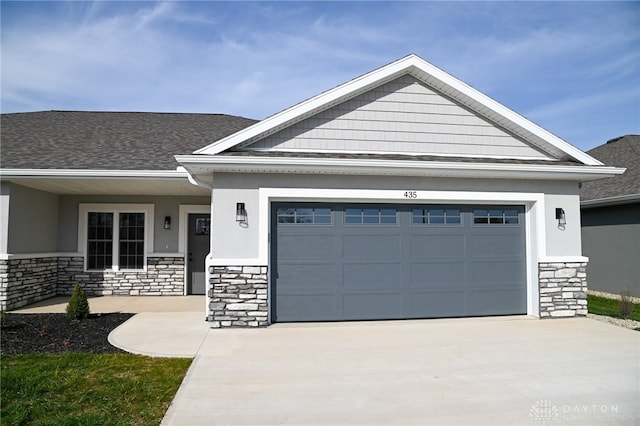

[555,208,566,227]
[236,203,247,223]
[164,216,171,230]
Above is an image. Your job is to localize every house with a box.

[1,54,624,325]
[580,135,640,297]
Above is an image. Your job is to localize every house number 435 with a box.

[403,191,417,199]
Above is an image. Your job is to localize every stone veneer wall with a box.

[209,266,268,327]
[539,262,588,318]
[58,256,185,296]
[0,257,58,310]
[0,256,185,311]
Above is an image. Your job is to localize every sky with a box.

[1,1,638,151]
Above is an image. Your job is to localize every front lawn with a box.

[1,353,192,425]
[587,294,640,321]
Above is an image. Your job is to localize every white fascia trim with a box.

[193,54,602,166]
[0,169,190,180]
[176,155,624,180]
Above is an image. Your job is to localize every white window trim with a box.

[78,204,154,272]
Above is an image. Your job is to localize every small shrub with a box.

[619,287,634,320]
[66,283,90,320]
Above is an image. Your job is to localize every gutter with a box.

[0,168,190,179]
[176,166,213,190]
[175,155,625,181]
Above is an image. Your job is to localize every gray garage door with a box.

[271,203,526,322]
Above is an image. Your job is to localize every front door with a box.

[188,214,210,295]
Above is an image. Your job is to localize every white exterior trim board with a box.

[177,155,623,181]
[0,169,190,179]
[77,203,155,273]
[256,187,547,317]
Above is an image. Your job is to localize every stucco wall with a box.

[581,203,640,296]
[57,195,209,253]
[209,172,583,262]
[6,183,59,254]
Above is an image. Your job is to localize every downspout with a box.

[179,166,214,322]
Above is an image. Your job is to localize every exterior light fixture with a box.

[164,216,171,230]
[236,203,247,223]
[555,208,566,227]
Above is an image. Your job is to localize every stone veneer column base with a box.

[539,262,588,318]
[0,257,58,311]
[208,266,268,328]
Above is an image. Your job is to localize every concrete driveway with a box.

[157,316,639,425]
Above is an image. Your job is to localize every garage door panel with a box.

[277,235,337,259]
[276,295,338,321]
[409,234,465,257]
[469,260,525,286]
[273,203,526,322]
[468,234,525,257]
[343,263,402,289]
[467,289,526,315]
[342,294,403,319]
[409,292,467,318]
[277,263,339,293]
[342,235,401,259]
[410,262,466,288]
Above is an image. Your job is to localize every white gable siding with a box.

[246,75,551,159]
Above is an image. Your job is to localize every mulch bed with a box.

[1,313,134,355]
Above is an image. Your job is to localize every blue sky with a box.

[1,1,638,151]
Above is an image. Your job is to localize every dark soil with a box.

[1,313,134,355]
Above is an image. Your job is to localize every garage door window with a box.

[412,208,461,225]
[473,209,519,225]
[345,208,397,225]
[277,207,332,224]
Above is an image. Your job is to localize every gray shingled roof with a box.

[580,135,640,202]
[0,111,257,170]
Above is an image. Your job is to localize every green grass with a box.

[587,294,640,321]
[1,353,192,426]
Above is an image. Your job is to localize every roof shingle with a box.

[0,111,257,170]
[580,135,640,202]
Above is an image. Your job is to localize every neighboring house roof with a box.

[580,135,640,207]
[0,111,256,170]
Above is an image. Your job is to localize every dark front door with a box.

[188,214,210,295]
